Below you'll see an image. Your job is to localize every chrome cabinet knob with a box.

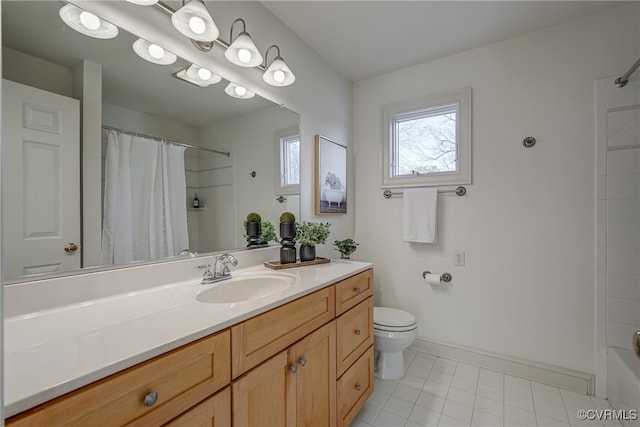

[353,287,361,293]
[299,357,307,367]
[355,383,362,391]
[354,329,361,336]
[289,364,298,373]
[143,391,158,407]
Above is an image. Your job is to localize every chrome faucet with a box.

[213,253,238,282]
[196,264,216,284]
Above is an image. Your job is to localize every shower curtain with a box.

[102,130,189,264]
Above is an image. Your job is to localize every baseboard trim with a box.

[409,337,595,395]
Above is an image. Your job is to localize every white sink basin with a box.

[196,272,297,304]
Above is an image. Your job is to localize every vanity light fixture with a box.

[225,82,255,99]
[262,45,295,87]
[125,0,159,5]
[175,64,222,87]
[132,38,177,65]
[59,4,118,39]
[224,19,263,68]
[171,0,219,42]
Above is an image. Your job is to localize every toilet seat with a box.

[374,307,417,332]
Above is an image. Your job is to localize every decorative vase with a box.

[340,253,350,259]
[279,223,297,264]
[246,222,263,247]
[299,244,316,262]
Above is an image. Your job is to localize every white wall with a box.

[353,4,639,376]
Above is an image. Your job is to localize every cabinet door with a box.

[164,387,231,427]
[232,350,295,427]
[291,321,337,427]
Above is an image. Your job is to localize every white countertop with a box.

[4,259,372,417]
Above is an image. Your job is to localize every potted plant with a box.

[295,221,331,262]
[333,238,359,259]
[245,212,263,247]
[261,220,277,244]
[279,212,297,264]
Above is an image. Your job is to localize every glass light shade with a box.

[171,0,219,42]
[132,38,177,65]
[59,4,118,39]
[225,33,263,67]
[263,57,295,87]
[184,64,221,86]
[225,83,255,99]
[126,0,159,5]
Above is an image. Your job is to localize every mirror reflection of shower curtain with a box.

[102,130,189,264]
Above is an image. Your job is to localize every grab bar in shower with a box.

[383,186,467,198]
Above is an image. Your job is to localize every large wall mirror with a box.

[1,1,300,282]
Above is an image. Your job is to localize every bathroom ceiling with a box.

[262,1,631,81]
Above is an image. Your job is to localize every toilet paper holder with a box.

[423,271,452,283]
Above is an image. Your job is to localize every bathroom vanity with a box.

[4,258,373,427]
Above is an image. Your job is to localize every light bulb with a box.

[148,44,165,59]
[198,68,212,81]
[188,16,206,35]
[237,48,252,64]
[273,70,286,83]
[234,86,247,97]
[79,11,101,31]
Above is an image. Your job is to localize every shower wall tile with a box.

[607,149,640,175]
[607,199,640,225]
[607,297,639,325]
[606,224,640,250]
[608,272,640,300]
[607,321,637,351]
[607,248,640,274]
[607,174,640,200]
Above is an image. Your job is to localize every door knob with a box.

[64,243,78,253]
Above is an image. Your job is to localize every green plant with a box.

[260,220,277,243]
[333,239,358,259]
[246,212,261,223]
[295,221,331,247]
[279,211,296,224]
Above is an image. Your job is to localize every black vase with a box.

[246,222,263,247]
[279,223,297,264]
[299,244,316,262]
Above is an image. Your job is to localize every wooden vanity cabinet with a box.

[6,330,231,427]
[163,387,231,427]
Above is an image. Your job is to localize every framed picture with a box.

[315,135,347,214]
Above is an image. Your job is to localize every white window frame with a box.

[382,87,472,188]
[275,127,300,195]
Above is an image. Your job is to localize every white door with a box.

[1,79,81,279]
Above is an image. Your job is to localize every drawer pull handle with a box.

[299,357,307,367]
[289,364,298,373]
[354,329,361,336]
[143,391,158,407]
[354,287,361,293]
[355,383,362,391]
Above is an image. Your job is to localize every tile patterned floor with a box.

[351,349,624,427]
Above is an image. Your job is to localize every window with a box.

[382,88,471,188]
[276,129,300,195]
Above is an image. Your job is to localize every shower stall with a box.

[595,59,640,409]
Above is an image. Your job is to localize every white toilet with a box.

[373,307,418,380]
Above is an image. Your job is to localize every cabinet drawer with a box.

[336,296,373,377]
[164,387,231,427]
[336,346,374,427]
[335,270,373,315]
[6,330,231,427]
[231,286,335,378]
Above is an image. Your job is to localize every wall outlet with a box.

[454,250,465,266]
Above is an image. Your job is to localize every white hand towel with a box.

[402,187,438,243]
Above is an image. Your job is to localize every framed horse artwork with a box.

[314,135,347,214]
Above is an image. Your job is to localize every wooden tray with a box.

[264,257,331,270]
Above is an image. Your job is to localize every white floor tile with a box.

[354,349,621,427]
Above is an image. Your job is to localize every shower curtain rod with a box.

[101,125,231,157]
[615,58,640,88]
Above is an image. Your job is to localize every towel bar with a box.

[383,186,467,199]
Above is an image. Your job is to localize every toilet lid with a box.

[374,307,416,329]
